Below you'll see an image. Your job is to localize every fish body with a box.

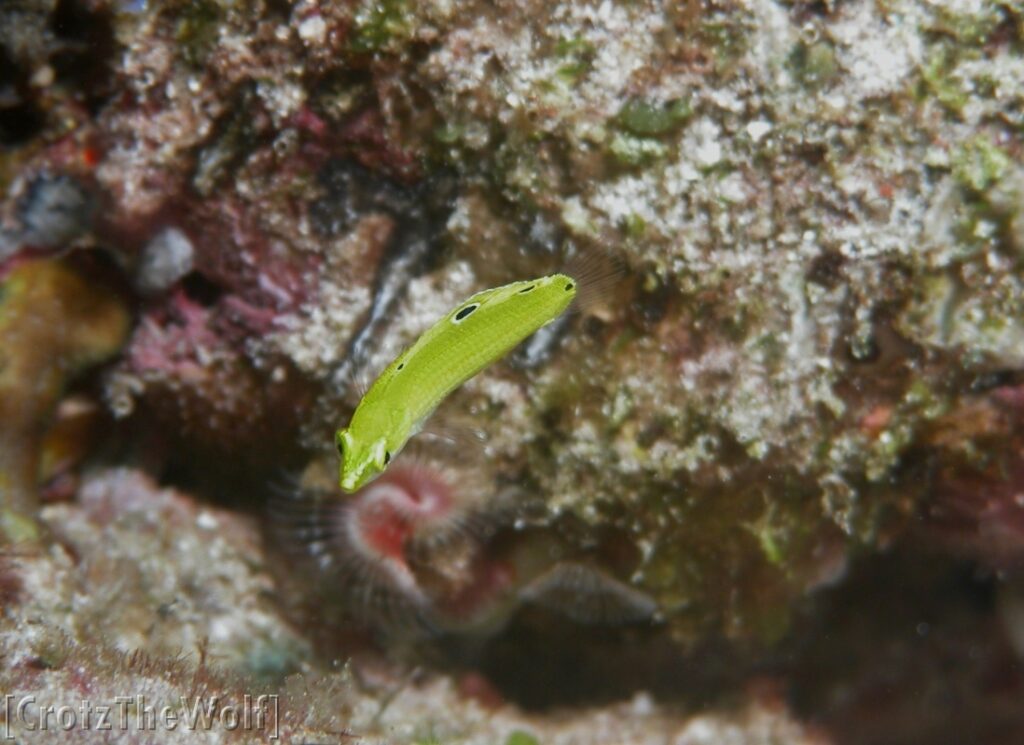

[336,273,577,492]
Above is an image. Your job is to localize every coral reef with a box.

[1,0,1023,741]
[1,468,826,743]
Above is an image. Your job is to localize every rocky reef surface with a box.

[2,0,1024,743]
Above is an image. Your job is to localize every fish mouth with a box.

[342,466,377,493]
[339,466,361,493]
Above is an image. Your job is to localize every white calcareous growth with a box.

[135,226,195,294]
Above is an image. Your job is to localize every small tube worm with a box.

[272,464,658,634]
[271,458,490,632]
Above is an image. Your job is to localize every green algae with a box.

[919,47,970,114]
[505,731,540,745]
[699,15,751,74]
[865,379,953,483]
[0,506,40,544]
[554,35,596,84]
[622,212,648,240]
[350,0,413,54]
[609,132,668,166]
[952,136,1011,193]
[788,40,839,90]
[617,97,692,137]
[433,122,465,146]
[174,0,223,67]
[929,3,1006,46]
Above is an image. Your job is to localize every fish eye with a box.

[453,303,479,323]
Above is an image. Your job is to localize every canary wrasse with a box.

[335,273,579,492]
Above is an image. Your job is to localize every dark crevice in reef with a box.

[468,615,744,712]
[462,547,1024,725]
[179,269,224,308]
[310,158,457,240]
[261,0,295,23]
[191,83,270,198]
[0,47,46,147]
[49,0,118,113]
[0,0,117,146]
[314,158,458,392]
[786,549,1024,745]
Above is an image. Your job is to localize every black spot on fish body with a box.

[519,285,536,293]
[397,362,405,370]
[564,282,574,291]
[384,450,391,464]
[453,304,478,322]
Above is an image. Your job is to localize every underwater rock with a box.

[0,468,827,745]
[109,285,305,468]
[134,225,194,295]
[9,468,308,671]
[0,468,311,742]
[350,685,827,745]
[0,256,129,542]
[0,173,95,258]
